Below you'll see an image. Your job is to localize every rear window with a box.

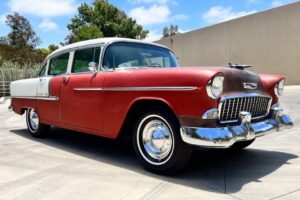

[48,53,69,76]
[39,62,47,77]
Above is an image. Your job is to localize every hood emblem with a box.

[243,82,257,90]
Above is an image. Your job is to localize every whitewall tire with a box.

[26,108,50,137]
[133,109,192,174]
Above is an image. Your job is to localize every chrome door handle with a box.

[62,76,70,83]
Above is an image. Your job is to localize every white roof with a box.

[47,37,168,59]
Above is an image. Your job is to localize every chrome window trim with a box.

[74,86,197,92]
[12,96,59,101]
[70,45,103,74]
[67,71,98,75]
[47,43,105,61]
[66,50,74,74]
[218,93,272,124]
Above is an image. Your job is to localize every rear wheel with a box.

[133,109,192,174]
[26,108,50,137]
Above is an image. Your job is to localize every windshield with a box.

[103,42,179,70]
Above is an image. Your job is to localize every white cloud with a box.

[0,14,6,25]
[129,4,170,25]
[7,0,77,17]
[129,4,187,26]
[202,6,256,24]
[178,28,189,33]
[39,19,58,31]
[271,0,297,7]
[128,0,171,4]
[143,30,162,42]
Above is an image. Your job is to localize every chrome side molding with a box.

[74,86,198,92]
[11,96,59,101]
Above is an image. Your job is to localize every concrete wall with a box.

[156,2,300,85]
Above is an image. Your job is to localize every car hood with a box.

[213,67,263,93]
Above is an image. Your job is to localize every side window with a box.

[48,53,69,75]
[38,62,47,77]
[72,47,101,73]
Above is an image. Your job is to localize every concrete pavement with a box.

[0,86,299,200]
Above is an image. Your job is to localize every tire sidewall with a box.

[133,110,191,173]
[26,108,39,134]
[26,108,49,137]
[136,114,175,166]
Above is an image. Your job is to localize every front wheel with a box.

[26,108,50,137]
[133,110,192,174]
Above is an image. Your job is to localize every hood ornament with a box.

[243,82,258,90]
[227,62,253,70]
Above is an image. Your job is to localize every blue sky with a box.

[0,0,298,48]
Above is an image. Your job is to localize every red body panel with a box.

[60,73,104,131]
[36,76,61,123]
[11,67,284,139]
[12,98,36,115]
[259,74,284,103]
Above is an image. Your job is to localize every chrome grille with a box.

[219,95,272,123]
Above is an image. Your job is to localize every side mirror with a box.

[88,62,97,72]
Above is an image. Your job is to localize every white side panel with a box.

[10,77,52,97]
[36,77,52,96]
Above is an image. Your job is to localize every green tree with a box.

[65,0,148,44]
[5,12,41,50]
[162,25,179,38]
[48,44,59,53]
[68,24,103,43]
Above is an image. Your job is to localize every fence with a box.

[0,81,10,97]
[0,68,39,97]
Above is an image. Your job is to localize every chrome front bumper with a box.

[180,107,293,148]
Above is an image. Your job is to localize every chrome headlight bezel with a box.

[206,75,224,99]
[274,79,285,97]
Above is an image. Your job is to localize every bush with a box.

[0,44,44,69]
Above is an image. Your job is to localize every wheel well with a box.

[21,108,27,115]
[118,100,178,138]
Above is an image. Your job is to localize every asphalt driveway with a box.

[0,86,299,200]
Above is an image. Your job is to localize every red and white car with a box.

[10,38,293,173]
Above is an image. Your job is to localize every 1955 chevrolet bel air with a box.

[9,38,293,173]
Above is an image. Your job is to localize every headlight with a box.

[206,75,224,99]
[274,79,285,97]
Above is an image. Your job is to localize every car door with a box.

[59,46,105,131]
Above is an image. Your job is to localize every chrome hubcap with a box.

[142,118,173,161]
[29,109,39,132]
